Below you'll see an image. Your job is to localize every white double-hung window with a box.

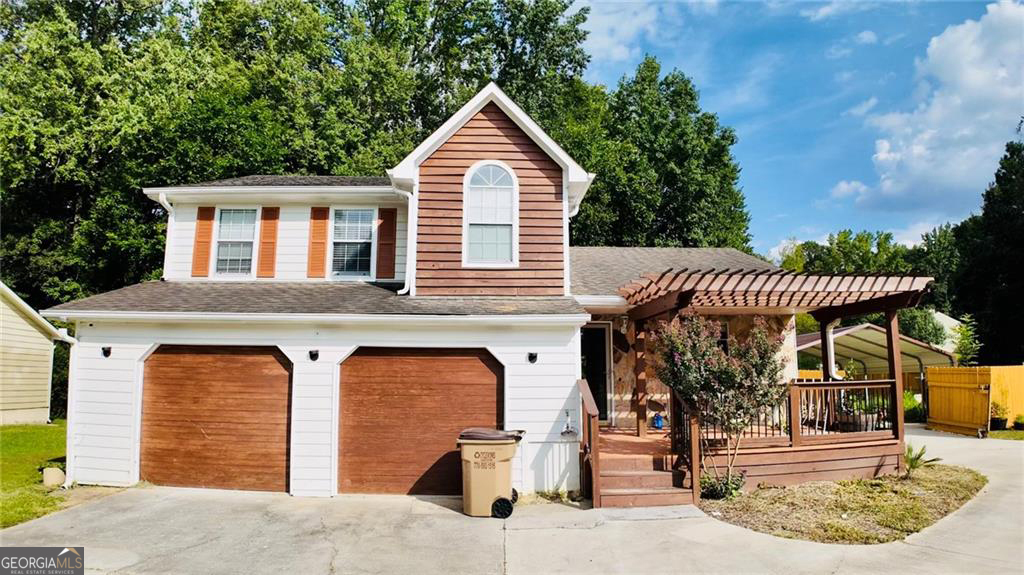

[464,161,518,267]
[216,208,257,274]
[332,208,374,277]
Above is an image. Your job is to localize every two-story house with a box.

[45,83,930,506]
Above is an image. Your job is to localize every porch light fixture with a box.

[309,350,319,362]
[527,352,538,364]
[101,347,111,358]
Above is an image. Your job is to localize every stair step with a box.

[599,487,694,508]
[601,455,675,472]
[599,470,683,489]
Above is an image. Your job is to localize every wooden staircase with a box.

[597,452,693,508]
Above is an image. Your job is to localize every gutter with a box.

[42,310,591,327]
[393,188,414,295]
[60,327,78,489]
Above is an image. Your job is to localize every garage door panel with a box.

[141,345,291,492]
[339,348,502,495]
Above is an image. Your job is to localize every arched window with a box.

[464,161,518,266]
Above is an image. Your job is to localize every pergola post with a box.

[635,319,648,438]
[885,310,905,465]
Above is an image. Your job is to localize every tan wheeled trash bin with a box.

[457,428,525,518]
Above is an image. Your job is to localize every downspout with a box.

[59,327,79,489]
[157,193,174,279]
[396,184,417,295]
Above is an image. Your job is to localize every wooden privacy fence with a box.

[927,366,1024,436]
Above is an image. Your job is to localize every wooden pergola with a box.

[617,268,934,438]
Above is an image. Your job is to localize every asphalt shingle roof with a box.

[45,281,585,316]
[569,246,775,296]
[186,175,391,187]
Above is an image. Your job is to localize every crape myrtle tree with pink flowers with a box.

[653,314,787,498]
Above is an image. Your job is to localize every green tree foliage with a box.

[861,308,947,347]
[952,314,981,366]
[797,230,910,275]
[953,140,1023,365]
[906,224,958,314]
[571,57,750,250]
[1,0,753,312]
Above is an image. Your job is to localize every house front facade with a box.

[45,84,931,505]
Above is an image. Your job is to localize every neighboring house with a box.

[44,84,934,507]
[932,311,962,354]
[1,282,72,424]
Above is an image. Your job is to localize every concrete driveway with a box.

[2,426,1021,574]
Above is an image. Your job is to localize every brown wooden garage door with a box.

[141,346,292,491]
[339,348,503,494]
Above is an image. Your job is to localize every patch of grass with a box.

[700,464,987,544]
[990,430,1024,440]
[1,420,67,528]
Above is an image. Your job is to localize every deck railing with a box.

[577,378,601,507]
[694,378,899,451]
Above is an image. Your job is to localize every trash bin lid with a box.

[458,428,524,442]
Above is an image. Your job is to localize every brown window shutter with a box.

[257,207,280,278]
[191,206,216,277]
[307,207,329,278]
[376,208,398,279]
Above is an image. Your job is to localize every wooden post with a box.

[689,412,701,503]
[819,319,839,380]
[635,319,648,438]
[788,383,802,447]
[885,309,906,470]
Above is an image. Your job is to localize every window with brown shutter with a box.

[257,207,280,278]
[191,206,216,277]
[376,208,398,279]
[307,207,329,278]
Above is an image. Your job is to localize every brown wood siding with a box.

[140,346,292,492]
[416,103,565,296]
[376,208,397,279]
[338,348,503,494]
[307,206,329,278]
[257,207,280,278]
[705,440,902,488]
[190,206,215,277]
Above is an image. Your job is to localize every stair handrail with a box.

[577,378,601,507]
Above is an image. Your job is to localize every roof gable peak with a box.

[389,82,594,215]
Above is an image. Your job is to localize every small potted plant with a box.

[990,402,1009,431]
[1014,414,1024,431]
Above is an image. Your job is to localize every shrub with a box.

[701,473,745,499]
[990,402,1008,419]
[904,443,941,478]
[904,391,925,423]
[1015,415,1024,425]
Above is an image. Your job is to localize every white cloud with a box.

[710,52,783,111]
[829,180,871,199]
[800,1,874,22]
[855,30,878,44]
[826,44,852,59]
[834,70,855,84]
[889,218,944,246]
[856,1,1024,214]
[575,1,661,63]
[844,96,878,117]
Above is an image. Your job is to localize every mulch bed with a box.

[699,464,987,544]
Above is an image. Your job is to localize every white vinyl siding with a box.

[67,319,583,496]
[162,203,407,282]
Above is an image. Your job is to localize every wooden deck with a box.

[593,428,692,507]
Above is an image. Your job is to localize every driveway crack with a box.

[319,515,340,575]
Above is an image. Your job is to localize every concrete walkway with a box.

[2,426,1021,574]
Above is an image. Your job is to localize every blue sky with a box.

[574,1,1024,258]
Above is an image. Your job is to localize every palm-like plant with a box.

[904,443,942,478]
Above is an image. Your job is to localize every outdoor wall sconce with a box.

[309,350,319,362]
[527,352,538,364]
[101,347,111,358]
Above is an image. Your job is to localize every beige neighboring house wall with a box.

[1,282,69,424]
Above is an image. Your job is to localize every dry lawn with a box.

[700,465,986,544]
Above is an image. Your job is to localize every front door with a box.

[581,325,610,421]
